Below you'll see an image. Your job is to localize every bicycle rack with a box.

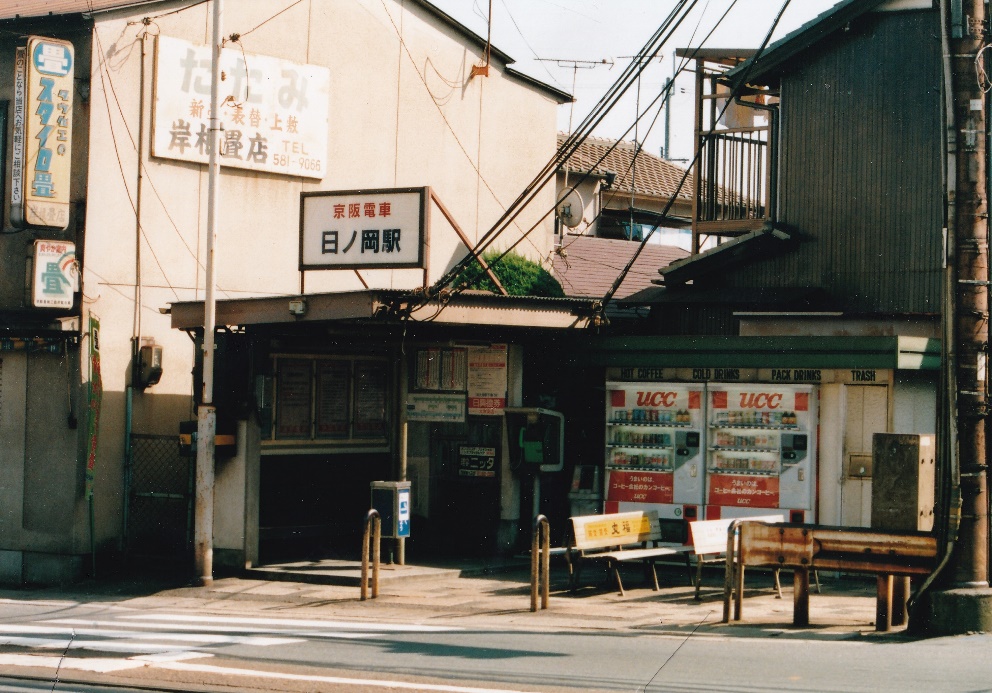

[531,514,550,611]
[361,508,381,601]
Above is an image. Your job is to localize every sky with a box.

[429,0,841,161]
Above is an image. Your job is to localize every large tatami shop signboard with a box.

[152,36,329,178]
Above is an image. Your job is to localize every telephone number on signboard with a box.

[272,153,322,171]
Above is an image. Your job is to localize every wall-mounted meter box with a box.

[139,343,163,388]
[371,481,411,538]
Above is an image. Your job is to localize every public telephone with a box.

[504,408,564,472]
[519,427,544,464]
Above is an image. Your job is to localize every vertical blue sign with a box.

[397,487,411,538]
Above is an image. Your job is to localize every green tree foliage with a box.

[453,250,565,298]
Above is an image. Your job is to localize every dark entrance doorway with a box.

[426,417,503,556]
[258,452,390,563]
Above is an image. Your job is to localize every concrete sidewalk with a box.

[2,558,899,641]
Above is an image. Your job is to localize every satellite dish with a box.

[556,189,585,229]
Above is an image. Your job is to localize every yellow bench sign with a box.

[580,515,652,543]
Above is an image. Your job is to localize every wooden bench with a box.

[565,511,692,595]
[688,515,786,600]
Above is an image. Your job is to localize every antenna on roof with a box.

[535,58,614,134]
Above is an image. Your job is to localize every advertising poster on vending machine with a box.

[705,384,817,521]
[604,383,704,522]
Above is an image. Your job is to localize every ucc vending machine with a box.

[604,383,704,527]
[704,384,817,522]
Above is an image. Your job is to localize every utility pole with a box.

[947,0,988,590]
[194,0,222,587]
[923,0,992,635]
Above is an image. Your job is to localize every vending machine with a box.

[704,384,817,522]
[604,383,705,528]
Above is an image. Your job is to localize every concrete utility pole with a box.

[194,0,223,587]
[926,0,992,634]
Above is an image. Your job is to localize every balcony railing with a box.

[690,59,775,253]
[696,128,769,229]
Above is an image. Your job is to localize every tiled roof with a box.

[558,134,693,201]
[550,234,688,301]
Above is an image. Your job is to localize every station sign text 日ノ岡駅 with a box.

[12,37,74,230]
[300,188,427,270]
[152,36,329,178]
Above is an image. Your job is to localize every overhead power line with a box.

[423,0,704,303]
[599,0,796,311]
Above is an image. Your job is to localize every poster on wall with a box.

[315,361,349,438]
[354,361,387,437]
[467,344,507,416]
[152,35,329,179]
[275,359,311,439]
[415,347,466,391]
[459,446,497,478]
[406,392,465,422]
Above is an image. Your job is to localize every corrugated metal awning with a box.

[168,289,599,331]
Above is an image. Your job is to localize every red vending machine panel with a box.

[604,383,704,520]
[705,385,817,520]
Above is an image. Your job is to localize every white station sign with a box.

[300,187,427,270]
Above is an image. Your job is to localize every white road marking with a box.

[157,659,545,693]
[131,650,212,663]
[0,653,146,673]
[0,623,304,646]
[120,612,458,632]
[44,617,377,640]
[0,653,543,692]
[0,635,201,654]
[0,598,79,607]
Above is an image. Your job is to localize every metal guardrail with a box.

[530,514,550,612]
[361,509,381,601]
[723,520,938,629]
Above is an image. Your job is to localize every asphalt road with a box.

[1,597,991,693]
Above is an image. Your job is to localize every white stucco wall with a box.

[77,0,563,550]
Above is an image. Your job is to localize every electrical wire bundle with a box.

[413,0,795,321]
